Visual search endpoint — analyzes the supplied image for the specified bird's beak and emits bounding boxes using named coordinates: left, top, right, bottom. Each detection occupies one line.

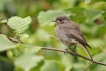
left=52, top=20, right=56, bottom=22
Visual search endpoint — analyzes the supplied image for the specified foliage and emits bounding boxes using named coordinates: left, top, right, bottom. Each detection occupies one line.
left=7, top=16, right=31, bottom=34
left=0, top=0, right=106, bottom=71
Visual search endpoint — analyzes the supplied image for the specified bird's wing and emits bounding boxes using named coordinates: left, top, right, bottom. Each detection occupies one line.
left=61, top=26, right=91, bottom=48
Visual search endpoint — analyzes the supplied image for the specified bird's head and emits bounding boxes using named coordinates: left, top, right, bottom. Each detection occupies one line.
left=52, top=15, right=70, bottom=24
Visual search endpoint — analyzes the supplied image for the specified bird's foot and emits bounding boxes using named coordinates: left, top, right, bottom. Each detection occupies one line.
left=64, top=48, right=69, bottom=55
left=64, top=48, right=76, bottom=55
left=71, top=51, right=76, bottom=55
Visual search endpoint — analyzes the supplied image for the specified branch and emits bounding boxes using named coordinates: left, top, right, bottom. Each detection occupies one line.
left=41, top=47, right=106, bottom=66
left=0, top=31, right=23, bottom=43
left=1, top=32, right=106, bottom=66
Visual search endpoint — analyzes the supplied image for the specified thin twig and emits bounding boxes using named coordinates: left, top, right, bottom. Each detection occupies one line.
left=99, top=45, right=106, bottom=54
left=0, top=31, right=23, bottom=43
left=7, top=24, right=14, bottom=34
left=83, top=62, right=93, bottom=71
left=8, top=37, right=20, bottom=43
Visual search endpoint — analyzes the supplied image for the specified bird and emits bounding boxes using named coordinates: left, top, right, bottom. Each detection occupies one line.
left=52, top=15, right=93, bottom=60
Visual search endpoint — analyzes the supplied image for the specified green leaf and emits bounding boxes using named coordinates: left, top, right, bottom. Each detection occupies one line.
left=67, top=7, right=86, bottom=22
left=84, top=10, right=102, bottom=21
left=15, top=53, right=44, bottom=71
left=38, top=10, right=70, bottom=26
left=20, top=34, right=29, bottom=40
left=7, top=16, right=32, bottom=34
left=0, top=34, right=19, bottom=52
left=85, top=0, right=91, bottom=4
left=70, top=15, right=86, bottom=23
left=41, top=60, right=60, bottom=71
left=11, top=48, right=20, bottom=57
left=69, top=7, right=85, bottom=15
left=23, top=44, right=41, bottom=54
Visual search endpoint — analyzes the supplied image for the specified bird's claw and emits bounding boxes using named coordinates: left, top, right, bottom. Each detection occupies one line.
left=71, top=51, right=76, bottom=55
left=64, top=48, right=69, bottom=55
left=64, top=48, right=75, bottom=55
left=64, top=48, right=76, bottom=55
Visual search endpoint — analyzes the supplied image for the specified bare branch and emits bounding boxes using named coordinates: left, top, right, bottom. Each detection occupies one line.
left=0, top=31, right=23, bottom=43
left=83, top=62, right=93, bottom=71
left=41, top=47, right=106, bottom=66
left=1, top=32, right=106, bottom=66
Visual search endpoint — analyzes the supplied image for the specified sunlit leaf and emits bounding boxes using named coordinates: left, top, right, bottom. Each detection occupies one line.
left=20, top=34, right=29, bottom=40
left=7, top=16, right=32, bottom=34
left=23, top=44, right=41, bottom=54
left=15, top=53, right=44, bottom=71
left=0, top=34, right=19, bottom=52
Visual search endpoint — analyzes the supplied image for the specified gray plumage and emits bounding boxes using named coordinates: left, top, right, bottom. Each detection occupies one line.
left=53, top=15, right=93, bottom=60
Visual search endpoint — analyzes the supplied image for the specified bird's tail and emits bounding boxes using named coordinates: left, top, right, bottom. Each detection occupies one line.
left=81, top=45, right=93, bottom=61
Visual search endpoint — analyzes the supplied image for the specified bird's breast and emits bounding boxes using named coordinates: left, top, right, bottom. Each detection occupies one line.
left=56, top=26, right=77, bottom=47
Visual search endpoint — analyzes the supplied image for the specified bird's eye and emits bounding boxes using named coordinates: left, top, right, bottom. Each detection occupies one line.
left=59, top=19, right=61, bottom=21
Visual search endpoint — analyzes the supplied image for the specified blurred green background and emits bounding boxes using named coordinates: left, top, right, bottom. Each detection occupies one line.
left=0, top=0, right=106, bottom=71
